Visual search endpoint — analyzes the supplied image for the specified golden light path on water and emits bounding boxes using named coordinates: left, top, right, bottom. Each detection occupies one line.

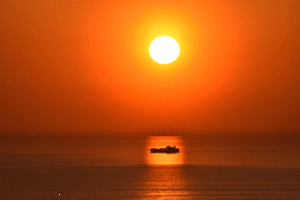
left=143, top=136, right=190, bottom=199
left=146, top=136, right=184, bottom=165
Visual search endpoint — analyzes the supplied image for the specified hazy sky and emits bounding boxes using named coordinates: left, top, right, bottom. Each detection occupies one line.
left=1, top=0, right=299, bottom=135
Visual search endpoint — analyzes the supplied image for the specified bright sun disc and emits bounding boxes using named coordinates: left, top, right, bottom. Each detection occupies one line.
left=149, top=36, right=180, bottom=64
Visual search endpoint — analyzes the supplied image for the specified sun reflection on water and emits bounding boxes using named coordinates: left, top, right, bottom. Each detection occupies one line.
left=146, top=136, right=184, bottom=165
left=142, top=136, right=188, bottom=199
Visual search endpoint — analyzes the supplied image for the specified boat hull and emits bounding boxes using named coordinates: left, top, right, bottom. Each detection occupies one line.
left=150, top=148, right=179, bottom=153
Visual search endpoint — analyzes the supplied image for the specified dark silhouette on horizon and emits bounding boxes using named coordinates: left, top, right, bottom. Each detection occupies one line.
left=150, top=145, right=179, bottom=153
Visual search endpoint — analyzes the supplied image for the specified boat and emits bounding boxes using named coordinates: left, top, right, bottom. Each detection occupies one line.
left=150, top=145, right=179, bottom=153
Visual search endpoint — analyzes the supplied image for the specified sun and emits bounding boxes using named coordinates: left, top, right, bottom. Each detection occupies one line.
left=149, top=36, right=180, bottom=64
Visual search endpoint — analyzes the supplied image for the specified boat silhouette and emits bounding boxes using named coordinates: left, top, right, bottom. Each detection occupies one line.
left=150, top=145, right=179, bottom=153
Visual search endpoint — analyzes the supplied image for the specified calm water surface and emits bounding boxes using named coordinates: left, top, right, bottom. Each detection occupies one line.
left=0, top=135, right=299, bottom=199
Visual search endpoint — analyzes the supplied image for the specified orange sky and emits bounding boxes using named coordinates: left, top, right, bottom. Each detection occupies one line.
left=1, top=0, right=299, bottom=135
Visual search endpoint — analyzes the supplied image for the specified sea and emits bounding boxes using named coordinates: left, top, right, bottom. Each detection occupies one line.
left=0, top=134, right=299, bottom=200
